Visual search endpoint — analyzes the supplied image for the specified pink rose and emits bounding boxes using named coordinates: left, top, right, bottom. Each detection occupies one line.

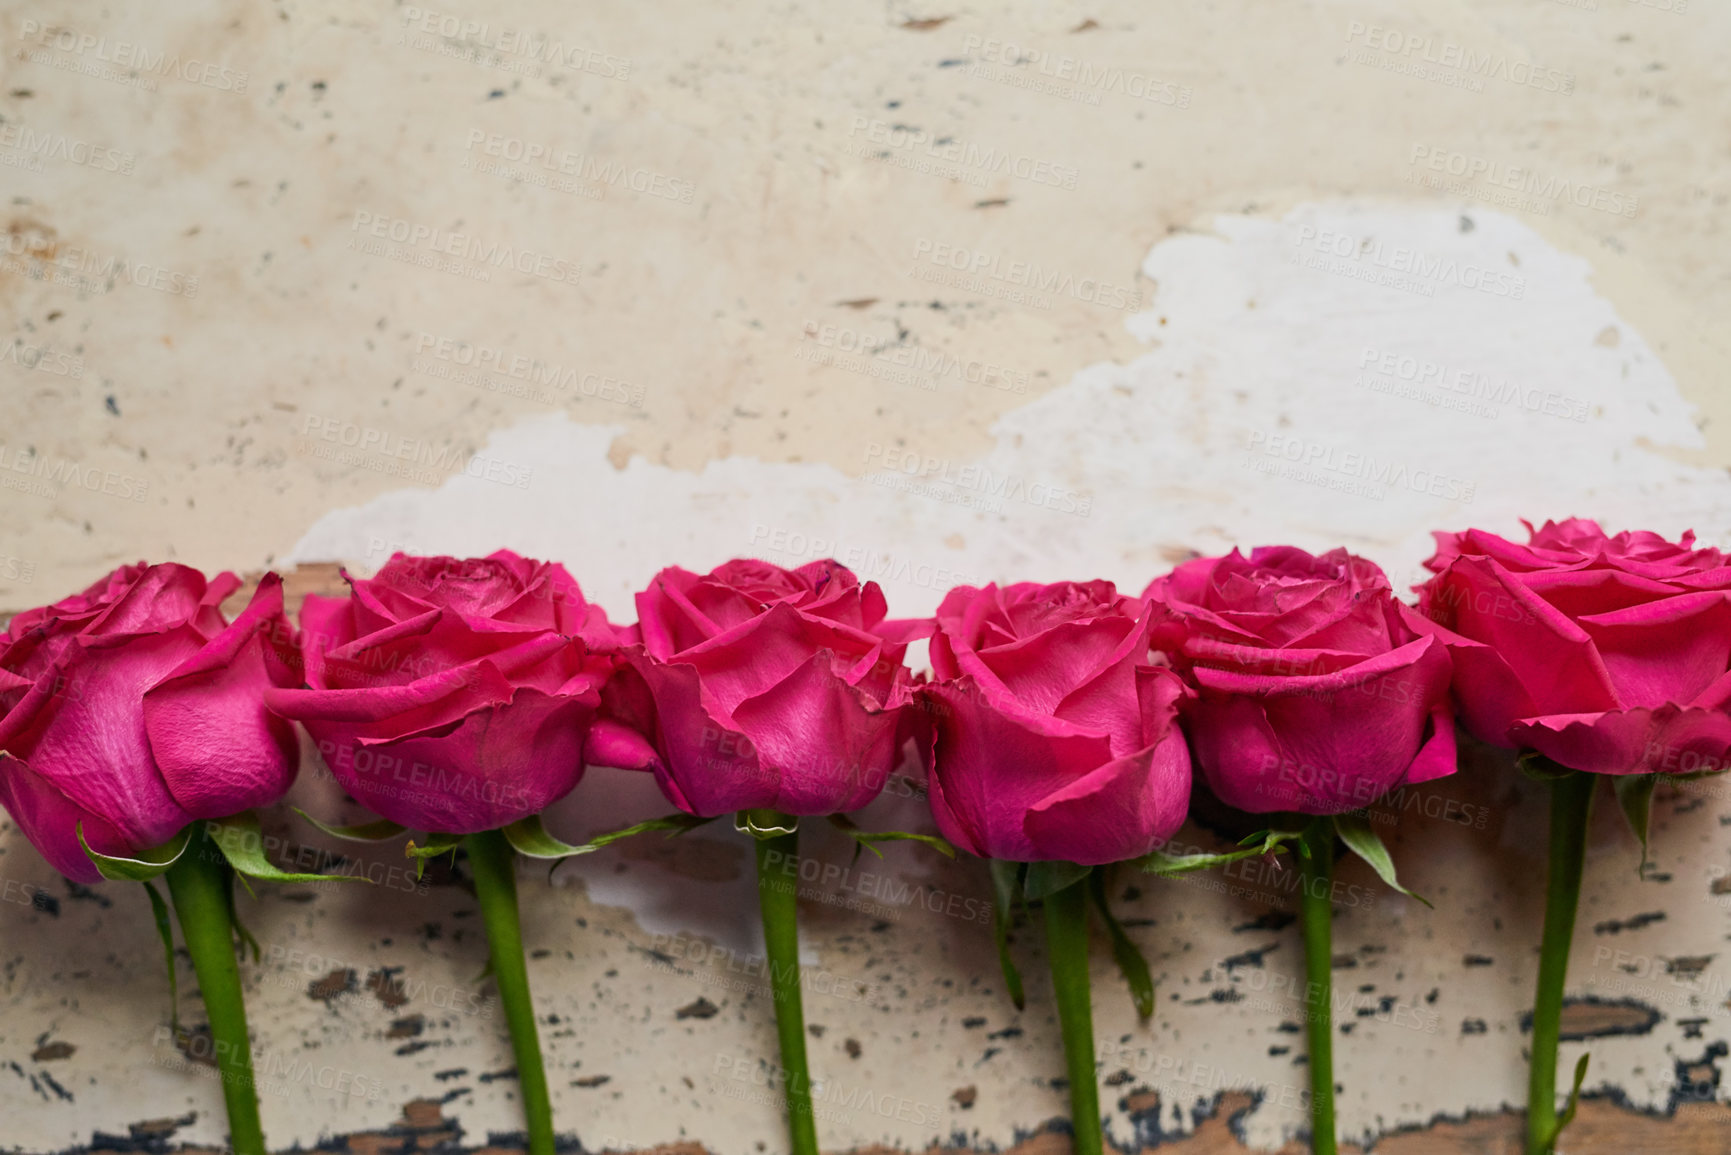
left=1414, top=519, right=1731, bottom=775
left=915, top=581, right=1191, bottom=866
left=0, top=565, right=301, bottom=883
left=263, top=551, right=616, bottom=833
left=1146, top=546, right=1455, bottom=815
left=587, top=559, right=917, bottom=817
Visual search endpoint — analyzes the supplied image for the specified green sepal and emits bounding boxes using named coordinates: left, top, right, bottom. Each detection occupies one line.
left=142, top=880, right=179, bottom=1032
left=78, top=823, right=191, bottom=882
left=405, top=832, right=465, bottom=879
left=1333, top=813, right=1431, bottom=907
left=501, top=814, right=588, bottom=859
left=1518, top=751, right=1582, bottom=783
left=293, top=808, right=408, bottom=842
left=1613, top=774, right=1658, bottom=874
left=1136, top=827, right=1303, bottom=876
left=207, top=812, right=369, bottom=884
left=1553, top=1051, right=1591, bottom=1144
left=987, top=859, right=1026, bottom=1011
left=505, top=812, right=718, bottom=862
left=1023, top=859, right=1091, bottom=902
left=1088, top=869, right=1153, bottom=1019
left=226, top=874, right=261, bottom=963
left=827, top=813, right=956, bottom=862
left=735, top=808, right=798, bottom=839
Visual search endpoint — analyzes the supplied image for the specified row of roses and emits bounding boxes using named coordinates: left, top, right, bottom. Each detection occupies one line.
left=2, top=518, right=1723, bottom=1155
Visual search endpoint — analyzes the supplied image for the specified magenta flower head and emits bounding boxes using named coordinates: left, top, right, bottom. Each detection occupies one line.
left=1413, top=518, right=1731, bottom=775
left=264, top=550, right=616, bottom=834
left=1146, top=545, right=1456, bottom=815
left=0, top=564, right=301, bottom=883
left=915, top=580, right=1192, bottom=866
left=587, top=558, right=919, bottom=817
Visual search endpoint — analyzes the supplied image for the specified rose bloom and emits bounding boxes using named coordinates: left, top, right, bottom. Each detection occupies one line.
left=915, top=580, right=1191, bottom=866
left=1146, top=546, right=1455, bottom=815
left=1414, top=518, right=1731, bottom=775
left=587, top=559, right=918, bottom=817
left=0, top=565, right=301, bottom=882
left=264, top=551, right=616, bottom=833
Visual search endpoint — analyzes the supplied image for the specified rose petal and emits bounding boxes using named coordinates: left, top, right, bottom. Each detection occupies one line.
left=920, top=678, right=1114, bottom=862
left=145, top=574, right=302, bottom=819
left=1023, top=732, right=1191, bottom=865
left=637, top=567, right=722, bottom=660
left=333, top=686, right=592, bottom=832
left=1511, top=703, right=1731, bottom=777
left=585, top=717, right=662, bottom=773
left=729, top=650, right=904, bottom=815
left=974, top=614, right=1140, bottom=718
left=1576, top=591, right=1731, bottom=709
left=1189, top=636, right=1453, bottom=814
left=617, top=651, right=762, bottom=816
left=1426, top=557, right=1619, bottom=717
left=6, top=629, right=201, bottom=847
left=82, top=563, right=210, bottom=640
left=678, top=602, right=881, bottom=717
left=0, top=753, right=138, bottom=884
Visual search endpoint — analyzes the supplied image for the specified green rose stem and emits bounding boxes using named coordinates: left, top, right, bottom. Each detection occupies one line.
left=465, top=828, right=555, bottom=1155
left=1042, top=876, right=1102, bottom=1155
left=1296, top=818, right=1336, bottom=1155
left=1526, top=771, right=1595, bottom=1155
left=163, top=823, right=265, bottom=1155
left=754, top=827, right=820, bottom=1155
